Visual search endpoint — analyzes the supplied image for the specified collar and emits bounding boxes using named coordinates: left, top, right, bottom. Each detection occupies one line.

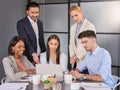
left=27, top=16, right=37, bottom=23
left=91, top=46, right=100, bottom=55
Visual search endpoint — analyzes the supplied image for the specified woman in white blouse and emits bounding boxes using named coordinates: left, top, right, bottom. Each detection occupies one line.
left=40, top=35, right=68, bottom=72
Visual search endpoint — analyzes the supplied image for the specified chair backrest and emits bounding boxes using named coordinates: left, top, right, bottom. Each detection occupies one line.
left=112, top=75, right=120, bottom=90
left=1, top=77, right=6, bottom=84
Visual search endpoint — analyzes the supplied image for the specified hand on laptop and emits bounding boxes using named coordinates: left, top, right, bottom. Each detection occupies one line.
left=32, top=53, right=40, bottom=64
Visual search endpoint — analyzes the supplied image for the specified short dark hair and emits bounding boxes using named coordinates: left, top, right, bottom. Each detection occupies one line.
left=26, top=2, right=39, bottom=10
left=8, top=36, right=24, bottom=55
left=78, top=30, right=96, bottom=39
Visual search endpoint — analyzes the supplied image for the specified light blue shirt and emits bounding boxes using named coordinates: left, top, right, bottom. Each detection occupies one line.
left=77, top=46, right=114, bottom=88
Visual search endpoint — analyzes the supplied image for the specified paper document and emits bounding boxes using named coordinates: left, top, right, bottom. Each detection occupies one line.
left=83, top=87, right=111, bottom=90
left=79, top=82, right=108, bottom=88
left=0, top=83, right=29, bottom=90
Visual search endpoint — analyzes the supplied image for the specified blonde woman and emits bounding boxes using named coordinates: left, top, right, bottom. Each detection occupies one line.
left=69, top=5, right=96, bottom=68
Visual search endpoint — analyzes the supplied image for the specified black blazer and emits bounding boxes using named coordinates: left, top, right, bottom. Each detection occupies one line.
left=17, top=16, right=46, bottom=62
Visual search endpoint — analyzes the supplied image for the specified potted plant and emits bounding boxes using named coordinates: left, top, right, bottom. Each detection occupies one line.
left=44, top=79, right=51, bottom=89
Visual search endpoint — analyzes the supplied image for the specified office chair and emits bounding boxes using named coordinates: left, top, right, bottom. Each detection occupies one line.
left=1, top=77, right=6, bottom=84
left=112, top=75, right=120, bottom=90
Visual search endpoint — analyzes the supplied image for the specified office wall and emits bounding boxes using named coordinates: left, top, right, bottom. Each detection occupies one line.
left=0, top=0, right=26, bottom=83
left=40, top=4, right=68, bottom=55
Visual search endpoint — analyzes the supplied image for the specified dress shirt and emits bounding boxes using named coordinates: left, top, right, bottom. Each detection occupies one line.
left=27, top=16, right=41, bottom=55
left=40, top=52, right=68, bottom=72
left=77, top=46, right=114, bottom=88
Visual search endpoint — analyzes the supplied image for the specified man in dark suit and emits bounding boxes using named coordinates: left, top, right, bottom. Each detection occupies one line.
left=17, top=2, right=46, bottom=64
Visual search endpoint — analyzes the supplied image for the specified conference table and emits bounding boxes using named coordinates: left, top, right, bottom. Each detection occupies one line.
left=26, top=81, right=69, bottom=90
left=0, top=78, right=111, bottom=90
left=25, top=80, right=111, bottom=90
left=0, top=80, right=111, bottom=90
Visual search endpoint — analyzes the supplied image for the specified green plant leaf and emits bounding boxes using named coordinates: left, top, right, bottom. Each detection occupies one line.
left=44, top=80, right=50, bottom=84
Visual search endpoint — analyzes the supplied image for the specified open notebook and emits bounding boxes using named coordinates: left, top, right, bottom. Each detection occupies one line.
left=36, top=64, right=63, bottom=81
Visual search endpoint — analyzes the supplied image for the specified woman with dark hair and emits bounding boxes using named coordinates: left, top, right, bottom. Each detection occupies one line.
left=2, top=36, right=35, bottom=82
left=40, top=35, right=68, bottom=72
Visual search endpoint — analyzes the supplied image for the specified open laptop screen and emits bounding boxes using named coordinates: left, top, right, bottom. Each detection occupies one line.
left=36, top=64, right=63, bottom=81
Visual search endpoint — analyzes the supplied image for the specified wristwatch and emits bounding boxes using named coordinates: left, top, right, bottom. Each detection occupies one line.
left=79, top=74, right=87, bottom=80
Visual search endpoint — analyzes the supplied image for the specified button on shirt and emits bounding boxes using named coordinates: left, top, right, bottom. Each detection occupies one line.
left=77, top=46, right=114, bottom=88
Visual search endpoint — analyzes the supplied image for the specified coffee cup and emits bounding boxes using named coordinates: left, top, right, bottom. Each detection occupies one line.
left=29, top=75, right=41, bottom=84
left=70, top=83, right=80, bottom=90
left=64, top=74, right=72, bottom=84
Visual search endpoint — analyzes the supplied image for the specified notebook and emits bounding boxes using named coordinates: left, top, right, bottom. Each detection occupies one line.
left=36, top=64, right=63, bottom=81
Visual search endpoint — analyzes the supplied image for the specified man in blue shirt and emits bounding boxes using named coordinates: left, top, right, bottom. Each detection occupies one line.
left=70, top=30, right=114, bottom=88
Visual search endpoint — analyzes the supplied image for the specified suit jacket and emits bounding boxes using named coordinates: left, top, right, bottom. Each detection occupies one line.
left=69, top=18, right=96, bottom=65
left=2, top=55, right=35, bottom=82
left=17, top=16, right=46, bottom=62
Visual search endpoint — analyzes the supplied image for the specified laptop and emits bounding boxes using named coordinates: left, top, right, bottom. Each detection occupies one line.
left=36, top=64, right=63, bottom=81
